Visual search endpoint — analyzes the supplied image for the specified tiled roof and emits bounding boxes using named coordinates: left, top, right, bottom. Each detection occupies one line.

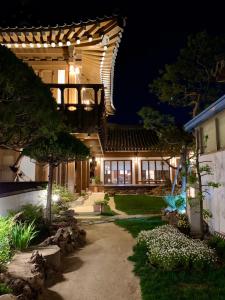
left=105, top=124, right=159, bottom=151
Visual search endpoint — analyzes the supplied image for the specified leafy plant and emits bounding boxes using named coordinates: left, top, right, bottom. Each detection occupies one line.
left=52, top=184, right=75, bottom=203
left=0, top=217, right=13, bottom=270
left=94, top=176, right=101, bottom=184
left=11, top=221, right=38, bottom=251
left=208, top=235, right=225, bottom=259
left=0, top=283, right=12, bottom=295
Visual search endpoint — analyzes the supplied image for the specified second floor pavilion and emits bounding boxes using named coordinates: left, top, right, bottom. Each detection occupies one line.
left=0, top=15, right=125, bottom=120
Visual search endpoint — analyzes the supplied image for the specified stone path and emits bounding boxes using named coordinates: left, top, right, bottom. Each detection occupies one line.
left=71, top=192, right=105, bottom=214
left=42, top=223, right=141, bottom=300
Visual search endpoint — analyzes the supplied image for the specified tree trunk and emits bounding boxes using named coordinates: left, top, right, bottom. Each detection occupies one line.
left=192, top=95, right=201, bottom=117
left=10, top=153, right=23, bottom=181
left=46, top=163, right=54, bottom=223
left=196, top=140, right=204, bottom=239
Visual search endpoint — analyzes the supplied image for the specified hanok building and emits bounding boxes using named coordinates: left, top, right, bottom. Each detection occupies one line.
left=0, top=16, right=177, bottom=193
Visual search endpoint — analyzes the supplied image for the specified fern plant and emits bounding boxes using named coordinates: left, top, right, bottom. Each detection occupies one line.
left=11, top=222, right=38, bottom=251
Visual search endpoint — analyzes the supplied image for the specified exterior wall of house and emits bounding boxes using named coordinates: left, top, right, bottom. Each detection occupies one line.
left=99, top=153, right=176, bottom=185
left=187, top=109, right=225, bottom=235
left=0, top=148, right=19, bottom=181
left=199, top=151, right=225, bottom=234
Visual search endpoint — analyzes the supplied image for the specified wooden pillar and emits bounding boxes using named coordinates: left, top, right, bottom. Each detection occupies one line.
left=135, top=160, right=139, bottom=184
left=60, top=162, right=67, bottom=186
left=67, top=161, right=75, bottom=193
left=82, top=161, right=87, bottom=191
left=76, top=161, right=82, bottom=193
left=86, top=160, right=90, bottom=188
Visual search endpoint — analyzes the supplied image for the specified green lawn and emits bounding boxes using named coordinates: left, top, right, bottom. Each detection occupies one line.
left=114, top=195, right=165, bottom=215
left=116, top=217, right=225, bottom=300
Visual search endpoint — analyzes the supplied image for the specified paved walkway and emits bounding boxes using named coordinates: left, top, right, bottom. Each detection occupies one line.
left=42, top=223, right=141, bottom=300
left=71, top=192, right=105, bottom=214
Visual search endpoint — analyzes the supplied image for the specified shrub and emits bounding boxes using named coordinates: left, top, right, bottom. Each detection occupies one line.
left=11, top=221, right=38, bottom=251
left=208, top=235, right=225, bottom=259
left=0, top=283, right=12, bottom=295
left=137, top=225, right=216, bottom=270
left=104, top=193, right=110, bottom=202
left=52, top=184, right=74, bottom=203
left=0, top=217, right=13, bottom=270
left=8, top=204, right=47, bottom=245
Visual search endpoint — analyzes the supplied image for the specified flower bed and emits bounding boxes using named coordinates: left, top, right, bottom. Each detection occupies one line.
left=137, top=225, right=216, bottom=270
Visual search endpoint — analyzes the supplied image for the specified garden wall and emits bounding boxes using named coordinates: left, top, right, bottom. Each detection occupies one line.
left=0, top=183, right=47, bottom=216
left=200, top=150, right=225, bottom=234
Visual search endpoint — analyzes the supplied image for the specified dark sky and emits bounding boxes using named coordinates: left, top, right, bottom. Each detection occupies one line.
left=1, top=0, right=225, bottom=125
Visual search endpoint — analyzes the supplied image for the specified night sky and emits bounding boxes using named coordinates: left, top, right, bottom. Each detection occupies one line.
left=1, top=0, right=225, bottom=125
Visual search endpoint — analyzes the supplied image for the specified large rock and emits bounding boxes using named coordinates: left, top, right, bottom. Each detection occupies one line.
left=0, top=295, right=17, bottom=300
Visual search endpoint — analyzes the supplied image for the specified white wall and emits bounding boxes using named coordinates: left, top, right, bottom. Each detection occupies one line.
left=20, top=156, right=36, bottom=181
left=200, top=150, right=225, bottom=234
left=0, top=189, right=47, bottom=217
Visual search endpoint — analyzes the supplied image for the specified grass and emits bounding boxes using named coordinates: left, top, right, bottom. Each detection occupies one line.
left=114, top=195, right=165, bottom=215
left=116, top=217, right=225, bottom=300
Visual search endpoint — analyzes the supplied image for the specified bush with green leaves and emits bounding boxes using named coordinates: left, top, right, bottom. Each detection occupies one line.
left=11, top=221, right=38, bottom=251
left=208, top=235, right=225, bottom=259
left=52, top=184, right=75, bottom=203
left=0, top=283, right=12, bottom=295
left=0, top=217, right=13, bottom=270
left=137, top=225, right=216, bottom=270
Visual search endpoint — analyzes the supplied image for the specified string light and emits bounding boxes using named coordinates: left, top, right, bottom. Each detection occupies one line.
left=51, top=42, right=56, bottom=47
left=37, top=43, right=41, bottom=48
left=58, top=41, right=63, bottom=47
left=66, top=41, right=71, bottom=46
left=22, top=43, right=26, bottom=48
left=103, top=45, right=108, bottom=50
left=88, top=36, right=93, bottom=42
left=43, top=43, right=48, bottom=48
left=7, top=44, right=11, bottom=48
left=76, top=38, right=81, bottom=45
left=30, top=43, right=34, bottom=48
left=15, top=43, right=19, bottom=48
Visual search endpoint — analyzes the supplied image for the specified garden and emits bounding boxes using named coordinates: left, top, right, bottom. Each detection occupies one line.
left=116, top=217, right=225, bottom=299
left=0, top=184, right=86, bottom=299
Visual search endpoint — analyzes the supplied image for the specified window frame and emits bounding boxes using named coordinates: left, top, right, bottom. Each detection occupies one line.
left=103, top=160, right=132, bottom=185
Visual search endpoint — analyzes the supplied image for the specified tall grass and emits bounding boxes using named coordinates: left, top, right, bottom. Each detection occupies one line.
left=11, top=221, right=38, bottom=251
left=0, top=217, right=13, bottom=270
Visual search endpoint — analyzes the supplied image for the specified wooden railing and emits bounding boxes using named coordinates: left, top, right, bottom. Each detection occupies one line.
left=47, top=83, right=106, bottom=132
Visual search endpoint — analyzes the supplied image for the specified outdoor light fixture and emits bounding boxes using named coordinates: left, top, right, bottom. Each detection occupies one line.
left=15, top=43, right=19, bottom=48
left=58, top=41, right=63, bottom=47
left=88, top=36, right=93, bottom=42
left=68, top=106, right=77, bottom=111
left=22, top=43, right=26, bottom=48
left=66, top=41, right=71, bottom=46
left=43, top=43, right=48, bottom=48
left=76, top=38, right=81, bottom=44
left=51, top=42, right=56, bottom=47
left=37, top=43, right=41, bottom=48
left=29, top=43, right=34, bottom=48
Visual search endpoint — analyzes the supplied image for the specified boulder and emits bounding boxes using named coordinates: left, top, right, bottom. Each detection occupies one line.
left=0, top=295, right=17, bottom=300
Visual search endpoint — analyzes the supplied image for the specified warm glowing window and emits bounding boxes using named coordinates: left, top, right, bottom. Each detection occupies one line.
left=57, top=70, right=65, bottom=104
left=104, top=160, right=132, bottom=184
left=141, top=160, right=170, bottom=183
